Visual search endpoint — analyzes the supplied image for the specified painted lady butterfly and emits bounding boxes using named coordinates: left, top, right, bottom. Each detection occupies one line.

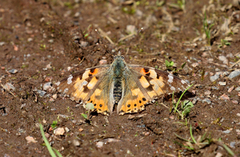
left=56, top=54, right=189, bottom=115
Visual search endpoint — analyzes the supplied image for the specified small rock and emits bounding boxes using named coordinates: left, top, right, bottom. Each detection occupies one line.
left=210, top=73, right=220, bottom=82
left=96, top=141, right=104, bottom=148
left=74, top=12, right=80, bottom=17
left=222, top=129, right=231, bottom=134
left=202, top=98, right=211, bottom=104
left=215, top=152, right=223, bottom=157
left=211, top=86, right=219, bottom=90
left=235, top=86, right=240, bottom=91
left=228, top=70, right=240, bottom=79
left=48, top=39, right=54, bottom=43
left=43, top=63, right=52, bottom=71
left=204, top=90, right=211, bottom=96
left=52, top=94, right=57, bottom=99
left=230, top=141, right=235, bottom=148
left=25, top=136, right=37, bottom=143
left=218, top=55, right=228, bottom=64
left=185, top=48, right=193, bottom=52
left=65, top=127, right=70, bottom=132
left=191, top=63, right=199, bottom=67
left=99, top=59, right=107, bottom=65
left=37, top=90, right=46, bottom=97
left=73, top=139, right=81, bottom=147
left=232, top=100, right=238, bottom=104
left=219, top=94, right=230, bottom=100
left=43, top=82, right=52, bottom=91
left=126, top=25, right=136, bottom=34
left=228, top=86, right=234, bottom=92
left=237, top=113, right=240, bottom=117
left=80, top=41, right=88, bottom=47
left=8, top=69, right=18, bottom=74
left=0, top=42, right=5, bottom=46
left=218, top=82, right=226, bottom=86
left=28, top=38, right=33, bottom=42
left=2, top=83, right=15, bottom=91
left=54, top=127, right=65, bottom=136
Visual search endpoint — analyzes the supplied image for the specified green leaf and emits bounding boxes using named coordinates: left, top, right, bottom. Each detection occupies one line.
left=81, top=113, right=88, bottom=119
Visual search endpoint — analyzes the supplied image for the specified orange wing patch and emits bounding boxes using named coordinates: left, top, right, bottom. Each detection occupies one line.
left=87, top=89, right=109, bottom=114
left=118, top=88, right=148, bottom=115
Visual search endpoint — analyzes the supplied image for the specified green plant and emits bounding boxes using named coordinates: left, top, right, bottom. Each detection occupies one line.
left=203, top=12, right=214, bottom=45
left=175, top=126, right=236, bottom=156
left=51, top=120, right=58, bottom=130
left=172, top=84, right=193, bottom=119
left=39, top=123, right=63, bottom=157
left=168, top=0, right=185, bottom=12
left=165, top=60, right=186, bottom=72
left=81, top=103, right=94, bottom=120
left=218, top=39, right=231, bottom=48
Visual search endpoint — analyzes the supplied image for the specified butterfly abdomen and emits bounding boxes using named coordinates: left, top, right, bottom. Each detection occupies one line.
left=113, top=78, right=122, bottom=104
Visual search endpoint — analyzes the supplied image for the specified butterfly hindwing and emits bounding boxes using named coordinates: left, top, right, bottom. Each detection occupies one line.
left=56, top=65, right=114, bottom=114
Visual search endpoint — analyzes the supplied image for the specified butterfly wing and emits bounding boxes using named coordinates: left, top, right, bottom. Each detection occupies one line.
left=56, top=65, right=115, bottom=115
left=117, top=65, right=189, bottom=115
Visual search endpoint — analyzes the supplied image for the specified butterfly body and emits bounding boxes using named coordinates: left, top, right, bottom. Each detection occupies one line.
left=57, top=55, right=189, bottom=115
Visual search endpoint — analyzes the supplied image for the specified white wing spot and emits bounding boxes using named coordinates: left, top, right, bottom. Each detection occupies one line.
left=168, top=74, right=174, bottom=83
left=82, top=80, right=88, bottom=86
left=67, top=75, right=73, bottom=84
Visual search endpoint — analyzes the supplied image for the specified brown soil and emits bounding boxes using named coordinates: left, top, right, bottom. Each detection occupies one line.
left=1, top=0, right=240, bottom=156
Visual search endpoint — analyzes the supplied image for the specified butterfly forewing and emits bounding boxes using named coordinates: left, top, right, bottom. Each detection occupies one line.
left=116, top=65, right=190, bottom=115
left=56, top=66, right=113, bottom=114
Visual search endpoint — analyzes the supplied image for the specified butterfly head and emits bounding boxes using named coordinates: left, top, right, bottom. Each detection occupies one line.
left=112, top=54, right=127, bottom=77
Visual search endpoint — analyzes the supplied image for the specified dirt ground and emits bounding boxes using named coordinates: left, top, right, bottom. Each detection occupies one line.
left=1, top=0, right=240, bottom=156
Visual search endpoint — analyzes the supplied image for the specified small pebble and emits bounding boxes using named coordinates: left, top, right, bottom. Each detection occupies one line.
left=228, top=70, right=240, bottom=79
left=204, top=90, right=211, bottom=96
left=215, top=152, right=223, bottom=157
left=235, top=86, right=240, bottom=91
left=218, top=82, right=226, bottom=86
left=222, top=130, right=231, bottom=134
left=232, top=100, right=238, bottom=104
left=229, top=141, right=235, bottom=148
left=80, top=41, right=88, bottom=47
left=0, top=42, right=5, bottom=46
left=202, top=98, right=211, bottom=104
left=219, top=94, right=230, bottom=100
left=228, top=86, right=234, bottom=92
left=37, top=90, right=46, bottom=97
left=210, top=73, right=220, bottom=82
left=126, top=25, right=136, bottom=34
left=54, top=127, right=65, bottom=135
left=65, top=127, right=70, bottom=132
left=28, top=38, right=33, bottom=42
left=8, top=69, right=18, bottom=74
left=3, top=83, right=15, bottom=91
left=52, top=94, right=57, bottom=99
left=96, top=141, right=104, bottom=148
left=43, top=82, right=52, bottom=91
left=73, top=139, right=81, bottom=147
left=218, top=55, right=228, bottom=64
left=25, top=136, right=37, bottom=143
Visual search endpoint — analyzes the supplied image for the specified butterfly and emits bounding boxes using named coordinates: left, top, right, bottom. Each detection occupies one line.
left=56, top=54, right=189, bottom=115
